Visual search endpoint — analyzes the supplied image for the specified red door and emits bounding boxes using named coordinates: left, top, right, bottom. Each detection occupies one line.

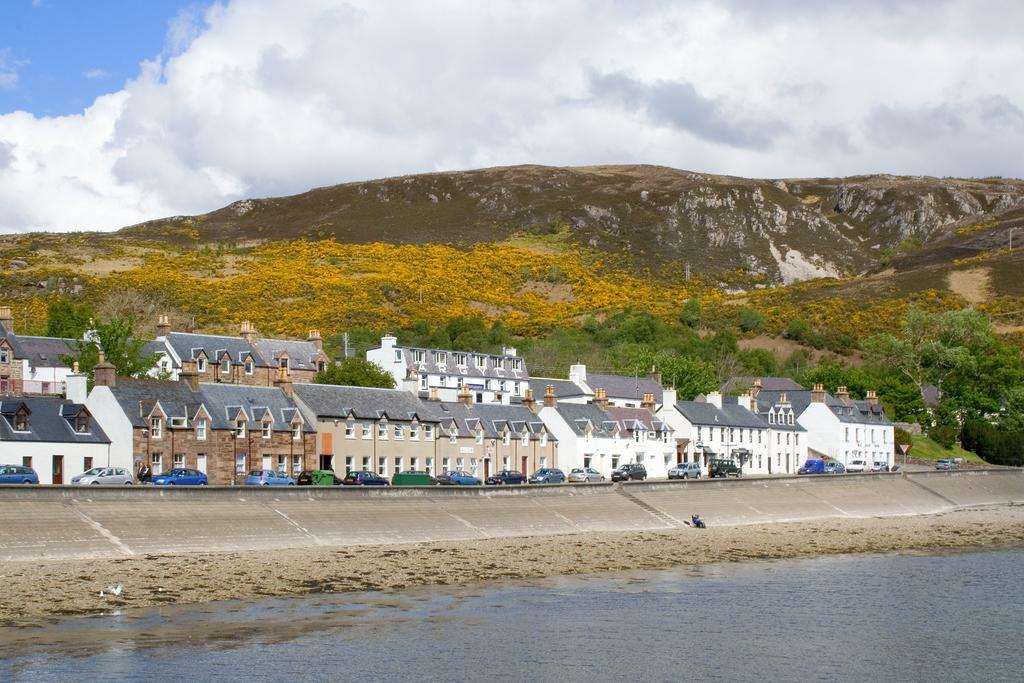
left=521, top=456, right=528, bottom=475
left=52, top=455, right=64, bottom=485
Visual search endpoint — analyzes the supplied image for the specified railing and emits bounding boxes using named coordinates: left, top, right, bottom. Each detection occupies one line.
left=0, top=379, right=67, bottom=396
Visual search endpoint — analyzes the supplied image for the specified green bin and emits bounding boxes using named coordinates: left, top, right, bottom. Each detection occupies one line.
left=312, top=470, right=340, bottom=486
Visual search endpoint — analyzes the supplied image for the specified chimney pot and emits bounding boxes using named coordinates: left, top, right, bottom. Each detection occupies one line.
left=543, top=384, right=557, bottom=408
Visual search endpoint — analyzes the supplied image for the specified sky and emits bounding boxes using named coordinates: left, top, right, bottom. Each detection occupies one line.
left=0, top=0, right=1022, bottom=233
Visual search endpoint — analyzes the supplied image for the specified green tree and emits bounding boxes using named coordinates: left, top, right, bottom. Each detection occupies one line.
left=783, top=318, right=810, bottom=341
left=60, top=316, right=160, bottom=380
left=736, top=307, right=765, bottom=333
left=314, top=358, right=395, bottom=389
left=679, top=298, right=702, bottom=328
left=45, top=298, right=94, bottom=339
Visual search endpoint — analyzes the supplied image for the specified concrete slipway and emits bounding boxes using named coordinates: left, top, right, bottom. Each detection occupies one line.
left=0, top=470, right=1020, bottom=562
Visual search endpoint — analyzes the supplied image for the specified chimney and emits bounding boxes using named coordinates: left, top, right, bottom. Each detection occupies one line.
left=521, top=387, right=537, bottom=413
left=739, top=392, right=755, bottom=413
left=543, top=384, right=557, bottom=408
left=866, top=390, right=878, bottom=407
left=811, top=383, right=826, bottom=403
left=0, top=305, right=12, bottom=332
left=65, top=361, right=88, bottom=404
left=307, top=329, right=323, bottom=351
left=429, top=386, right=440, bottom=401
left=93, top=350, right=116, bottom=388
left=592, top=387, right=609, bottom=410
left=750, top=378, right=762, bottom=400
left=836, top=385, right=850, bottom=403
left=274, top=365, right=293, bottom=398
left=648, top=365, right=662, bottom=387
left=706, top=391, right=722, bottom=409
left=640, top=392, right=656, bottom=411
left=779, top=392, right=789, bottom=405
left=457, top=383, right=473, bottom=406
left=569, top=363, right=587, bottom=384
left=502, top=346, right=517, bottom=357
left=181, top=358, right=200, bottom=393
left=156, top=314, right=171, bottom=338
left=661, top=388, right=677, bottom=409
left=240, top=320, right=257, bottom=345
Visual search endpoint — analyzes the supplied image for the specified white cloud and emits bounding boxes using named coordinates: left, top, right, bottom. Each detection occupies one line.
left=0, top=0, right=1023, bottom=232
left=0, top=49, right=27, bottom=89
left=82, top=68, right=109, bottom=80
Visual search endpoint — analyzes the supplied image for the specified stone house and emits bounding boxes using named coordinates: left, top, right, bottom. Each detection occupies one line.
left=149, top=317, right=330, bottom=387
left=0, top=306, right=77, bottom=397
left=87, top=356, right=316, bottom=485
left=292, top=382, right=441, bottom=477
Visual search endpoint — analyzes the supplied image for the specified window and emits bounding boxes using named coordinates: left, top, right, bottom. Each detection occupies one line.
left=221, top=358, right=230, bottom=374
left=662, top=431, right=669, bottom=444
left=410, top=457, right=418, bottom=470
left=277, top=455, right=287, bottom=472
left=499, top=380, right=507, bottom=392
left=475, top=430, right=483, bottom=445
left=173, top=453, right=184, bottom=467
left=425, top=457, right=433, bottom=474
left=539, top=456, right=547, bottom=468
left=697, top=426, right=702, bottom=442
left=262, top=422, right=272, bottom=439
left=361, top=423, right=371, bottom=439
left=150, top=417, right=162, bottom=439
left=236, top=420, right=246, bottom=438
left=245, top=359, right=254, bottom=375
left=449, top=431, right=457, bottom=444
left=362, top=456, right=371, bottom=471
left=394, top=457, right=402, bottom=473
left=413, top=350, right=425, bottom=364
left=394, top=349, right=402, bottom=362
left=75, top=415, right=90, bottom=433
left=420, top=374, right=428, bottom=390
left=648, top=431, right=656, bottom=441
left=345, top=456, right=354, bottom=473
left=151, top=453, right=162, bottom=474
left=410, top=423, right=419, bottom=440
left=788, top=413, right=794, bottom=426
left=345, top=421, right=354, bottom=438
left=502, top=456, right=510, bottom=469
left=197, top=357, right=206, bottom=372
left=456, top=457, right=464, bottom=469
left=540, top=433, right=547, bottom=447
left=514, top=382, right=521, bottom=396
left=786, top=433, right=790, bottom=445
left=469, top=458, right=478, bottom=474
left=22, top=456, right=31, bottom=468
left=424, top=424, right=434, bottom=440
left=83, top=456, right=93, bottom=471
left=0, top=348, right=8, bottom=363
left=611, top=456, right=619, bottom=470
left=316, top=360, right=326, bottom=373
left=279, top=357, right=289, bottom=370
left=292, top=423, right=302, bottom=440
left=434, top=351, right=446, bottom=364
left=196, top=418, right=207, bottom=440
left=795, top=434, right=799, bottom=445
left=768, top=412, right=775, bottom=424
left=378, top=422, right=387, bottom=439
left=633, top=431, right=641, bottom=443
left=442, top=457, right=450, bottom=472
left=235, top=453, right=245, bottom=474
left=378, top=457, right=386, bottom=476
left=394, top=424, right=403, bottom=440
left=503, top=431, right=511, bottom=446
left=292, top=455, right=301, bottom=474
left=521, top=433, right=529, bottom=446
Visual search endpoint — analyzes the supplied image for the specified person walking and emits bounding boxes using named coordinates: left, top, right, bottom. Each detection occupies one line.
left=137, top=464, right=151, bottom=484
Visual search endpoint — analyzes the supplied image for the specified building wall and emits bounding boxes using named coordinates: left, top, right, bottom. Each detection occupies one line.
left=9, top=440, right=114, bottom=485
left=86, top=385, right=135, bottom=469
left=314, top=419, right=439, bottom=477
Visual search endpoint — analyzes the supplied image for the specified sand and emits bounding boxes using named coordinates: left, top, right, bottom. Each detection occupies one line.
left=1, top=504, right=1022, bottom=627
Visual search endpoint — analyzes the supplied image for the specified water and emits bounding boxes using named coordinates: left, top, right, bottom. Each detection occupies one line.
left=2, top=550, right=1022, bottom=682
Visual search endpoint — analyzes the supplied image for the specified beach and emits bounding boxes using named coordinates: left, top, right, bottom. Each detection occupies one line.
left=2, top=503, right=1022, bottom=626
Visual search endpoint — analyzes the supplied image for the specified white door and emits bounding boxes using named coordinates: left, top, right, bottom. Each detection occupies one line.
left=196, top=454, right=207, bottom=473
left=262, top=455, right=272, bottom=470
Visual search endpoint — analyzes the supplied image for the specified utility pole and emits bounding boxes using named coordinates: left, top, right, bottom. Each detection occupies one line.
left=685, top=263, right=690, bottom=281
left=1010, top=227, right=1017, bottom=251
left=343, top=332, right=350, bottom=358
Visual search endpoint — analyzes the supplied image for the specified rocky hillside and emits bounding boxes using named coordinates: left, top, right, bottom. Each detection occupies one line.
left=121, top=165, right=1024, bottom=285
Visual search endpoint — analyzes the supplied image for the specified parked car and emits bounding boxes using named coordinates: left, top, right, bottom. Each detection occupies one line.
left=0, top=464, right=38, bottom=484
left=568, top=467, right=605, bottom=483
left=485, top=470, right=527, bottom=485
left=392, top=470, right=438, bottom=486
left=847, top=459, right=868, bottom=473
left=70, top=467, right=134, bottom=485
left=824, top=461, right=847, bottom=475
left=528, top=468, right=566, bottom=484
left=342, top=471, right=390, bottom=486
left=297, top=470, right=342, bottom=485
left=435, top=470, right=481, bottom=486
left=708, top=459, right=742, bottom=478
left=871, top=461, right=889, bottom=472
left=151, top=468, right=208, bottom=486
left=935, top=459, right=960, bottom=471
left=244, top=469, right=297, bottom=486
left=611, top=463, right=647, bottom=482
left=667, top=462, right=702, bottom=480
left=798, top=459, right=825, bottom=475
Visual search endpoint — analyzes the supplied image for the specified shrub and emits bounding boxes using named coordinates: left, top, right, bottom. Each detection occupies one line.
left=737, top=307, right=765, bottom=333
left=783, top=318, right=810, bottom=341
left=928, top=424, right=958, bottom=449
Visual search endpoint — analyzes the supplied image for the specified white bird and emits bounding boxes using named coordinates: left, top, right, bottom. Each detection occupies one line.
left=102, top=584, right=124, bottom=597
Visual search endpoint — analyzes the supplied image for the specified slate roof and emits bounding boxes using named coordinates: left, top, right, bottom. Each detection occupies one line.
left=108, top=379, right=313, bottom=432
left=4, top=334, right=76, bottom=369
left=0, top=396, right=109, bottom=444
left=604, top=406, right=671, bottom=433
left=252, top=339, right=324, bottom=372
left=163, top=332, right=262, bottom=370
left=393, top=346, right=529, bottom=382
left=719, top=400, right=773, bottom=430
left=584, top=373, right=663, bottom=403
left=755, top=389, right=891, bottom=426
left=527, top=377, right=588, bottom=400
left=420, top=401, right=553, bottom=440
left=294, top=383, right=436, bottom=422
left=548, top=402, right=619, bottom=438
left=720, top=376, right=804, bottom=394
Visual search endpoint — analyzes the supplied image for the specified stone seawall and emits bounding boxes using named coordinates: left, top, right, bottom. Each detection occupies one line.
left=1, top=470, right=1020, bottom=562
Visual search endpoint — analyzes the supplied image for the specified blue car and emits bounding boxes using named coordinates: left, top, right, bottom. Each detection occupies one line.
left=436, top=470, right=481, bottom=486
left=798, top=459, right=825, bottom=475
left=244, top=469, right=297, bottom=486
left=528, top=468, right=566, bottom=484
left=151, top=468, right=208, bottom=486
left=0, top=464, right=38, bottom=484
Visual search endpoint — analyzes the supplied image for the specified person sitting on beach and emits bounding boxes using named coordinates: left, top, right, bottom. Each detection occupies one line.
left=691, top=514, right=706, bottom=529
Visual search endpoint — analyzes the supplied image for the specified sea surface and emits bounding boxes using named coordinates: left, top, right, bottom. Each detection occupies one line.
left=2, top=549, right=1021, bottom=682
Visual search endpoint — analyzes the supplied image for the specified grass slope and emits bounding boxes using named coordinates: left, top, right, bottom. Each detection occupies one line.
left=909, top=435, right=984, bottom=463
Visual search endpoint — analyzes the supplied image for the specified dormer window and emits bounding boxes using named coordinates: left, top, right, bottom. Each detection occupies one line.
left=13, top=410, right=29, bottom=432
left=634, top=431, right=641, bottom=443
left=197, top=357, right=207, bottom=372
left=235, top=420, right=246, bottom=438
left=511, top=358, right=522, bottom=371
left=262, top=422, right=272, bottom=439
left=521, top=432, right=529, bottom=446
left=434, top=351, right=446, bottom=364
left=195, top=418, right=207, bottom=440
left=503, top=431, right=511, bottom=446
left=75, top=414, right=90, bottom=433
left=454, top=353, right=466, bottom=366
left=316, top=360, right=326, bottom=373
left=150, top=416, right=162, bottom=439
left=394, top=349, right=402, bottom=362
left=788, top=413, right=794, bottom=425
left=540, top=432, right=548, bottom=447
left=221, top=358, right=230, bottom=374
left=245, top=359, right=254, bottom=375
left=410, top=423, right=419, bottom=440
left=449, top=431, right=457, bottom=444
left=0, top=348, right=8, bottom=363
left=279, top=357, right=289, bottom=370
left=292, top=423, right=302, bottom=440
left=475, top=429, right=484, bottom=445
left=413, top=350, right=425, bottom=364
left=378, top=421, right=387, bottom=439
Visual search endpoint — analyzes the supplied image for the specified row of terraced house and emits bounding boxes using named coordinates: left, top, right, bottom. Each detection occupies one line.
left=0, top=309, right=893, bottom=484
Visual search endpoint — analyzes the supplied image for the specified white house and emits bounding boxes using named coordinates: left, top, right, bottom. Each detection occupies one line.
left=537, top=389, right=631, bottom=478
left=605, top=401, right=676, bottom=477
left=0, top=369, right=115, bottom=484
left=368, top=335, right=528, bottom=405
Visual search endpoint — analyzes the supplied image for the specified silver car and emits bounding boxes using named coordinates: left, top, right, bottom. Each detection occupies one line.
left=568, top=467, right=605, bottom=483
left=70, top=467, right=135, bottom=486
left=668, top=462, right=702, bottom=479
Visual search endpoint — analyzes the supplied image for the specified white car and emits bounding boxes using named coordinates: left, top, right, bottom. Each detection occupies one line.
left=70, top=467, right=135, bottom=485
left=846, top=459, right=868, bottom=473
left=668, top=462, right=703, bottom=479
left=568, top=467, right=605, bottom=482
